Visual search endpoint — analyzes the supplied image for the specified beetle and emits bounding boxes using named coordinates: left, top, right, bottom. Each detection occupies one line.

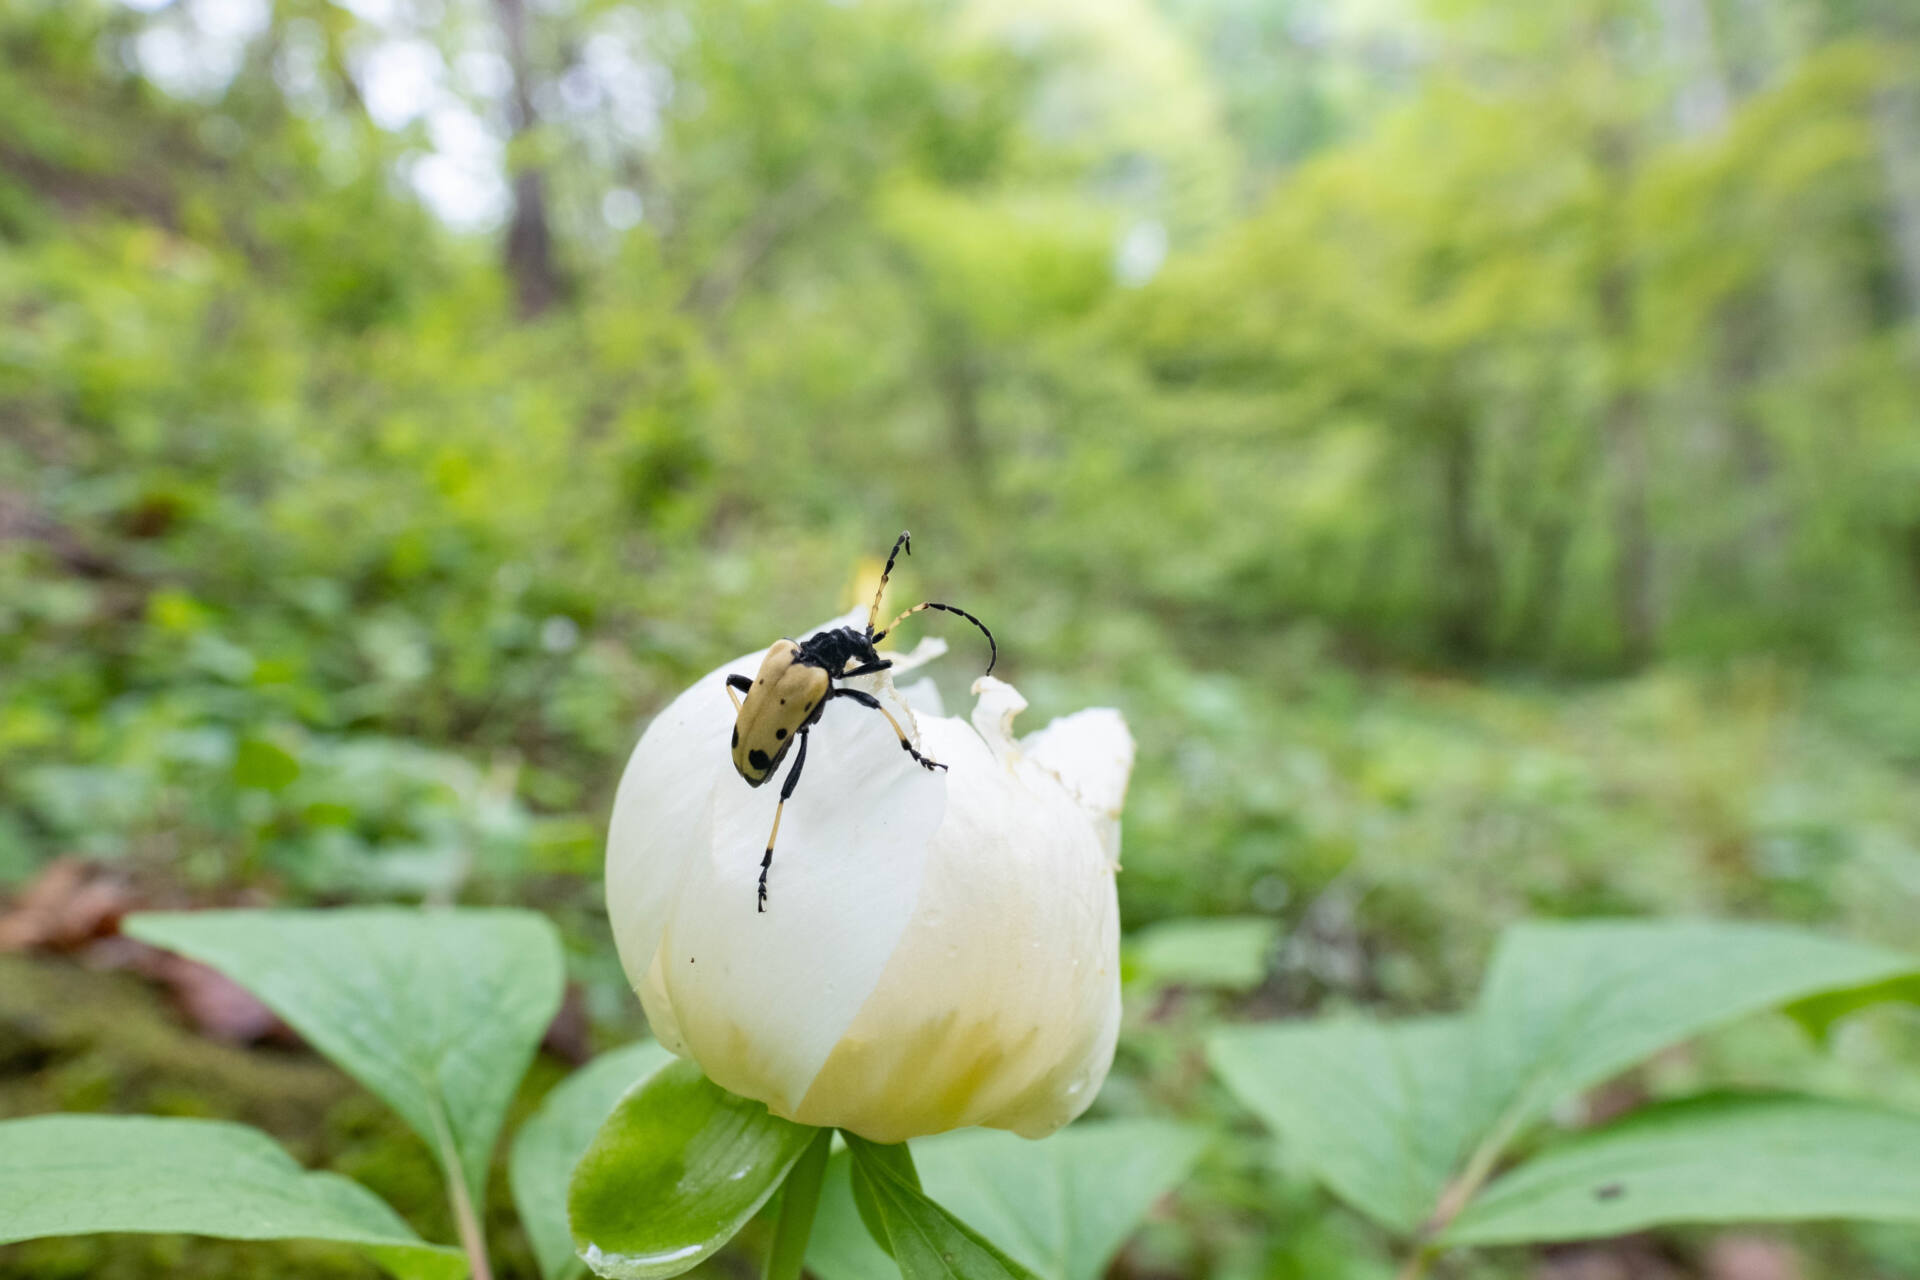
left=726, top=531, right=995, bottom=911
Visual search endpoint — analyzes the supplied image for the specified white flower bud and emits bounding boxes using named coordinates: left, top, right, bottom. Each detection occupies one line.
left=605, top=611, right=1130, bottom=1143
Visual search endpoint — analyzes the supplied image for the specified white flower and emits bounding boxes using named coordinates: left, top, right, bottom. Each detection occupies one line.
left=605, top=610, right=1131, bottom=1143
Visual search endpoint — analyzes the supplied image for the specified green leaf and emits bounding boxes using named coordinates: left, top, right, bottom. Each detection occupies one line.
left=1208, top=920, right=1920, bottom=1236
left=1446, top=1094, right=1920, bottom=1245
left=568, top=1058, right=820, bottom=1280
left=233, top=737, right=301, bottom=791
left=1469, top=921, right=1918, bottom=1138
left=811, top=1122, right=1206, bottom=1280
left=843, top=1135, right=1044, bottom=1280
left=845, top=1137, right=918, bottom=1260
left=0, top=1114, right=465, bottom=1280
left=1207, top=1016, right=1478, bottom=1234
left=766, top=1129, right=835, bottom=1280
left=124, top=909, right=564, bottom=1211
left=1126, top=917, right=1279, bottom=991
left=511, top=1041, right=676, bottom=1280
left=1784, top=973, right=1920, bottom=1043
left=808, top=1158, right=897, bottom=1280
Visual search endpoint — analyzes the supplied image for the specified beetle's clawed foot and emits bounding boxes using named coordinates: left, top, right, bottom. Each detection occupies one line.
left=897, top=738, right=947, bottom=772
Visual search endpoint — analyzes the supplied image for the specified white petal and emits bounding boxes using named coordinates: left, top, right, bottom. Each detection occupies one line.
left=650, top=665, right=947, bottom=1117
left=606, top=617, right=1129, bottom=1143
left=605, top=660, right=742, bottom=1000
left=895, top=677, right=945, bottom=719
left=1022, top=708, right=1135, bottom=868
left=968, top=675, right=1029, bottom=766
left=606, top=610, right=899, bottom=1028
left=790, top=683, right=1123, bottom=1141
left=886, top=635, right=948, bottom=676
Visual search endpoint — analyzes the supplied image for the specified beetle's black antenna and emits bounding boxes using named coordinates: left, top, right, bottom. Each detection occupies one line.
left=878, top=601, right=996, bottom=675
left=867, top=530, right=911, bottom=636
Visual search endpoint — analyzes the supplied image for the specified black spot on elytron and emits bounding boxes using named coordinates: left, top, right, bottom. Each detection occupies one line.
left=775, top=728, right=788, bottom=740
left=1594, top=1183, right=1624, bottom=1201
left=748, top=749, right=770, bottom=771
left=730, top=727, right=739, bottom=748
left=780, top=698, right=786, bottom=705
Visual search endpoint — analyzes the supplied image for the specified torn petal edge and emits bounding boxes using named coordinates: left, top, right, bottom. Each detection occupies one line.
left=969, top=675, right=1029, bottom=767
left=1022, top=708, right=1135, bottom=870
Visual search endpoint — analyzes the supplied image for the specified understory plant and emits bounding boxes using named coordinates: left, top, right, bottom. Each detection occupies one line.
left=2, top=910, right=1919, bottom=1278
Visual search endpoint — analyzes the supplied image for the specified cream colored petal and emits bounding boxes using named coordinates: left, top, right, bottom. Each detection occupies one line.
left=605, top=659, right=744, bottom=999
left=637, top=947, right=686, bottom=1056
left=608, top=616, right=1126, bottom=1142
left=885, top=635, right=948, bottom=676
left=1022, top=707, right=1135, bottom=868
left=792, top=688, right=1123, bottom=1142
left=606, top=610, right=882, bottom=1021
left=651, top=666, right=948, bottom=1118
left=895, top=677, right=945, bottom=718
left=968, top=675, right=1029, bottom=765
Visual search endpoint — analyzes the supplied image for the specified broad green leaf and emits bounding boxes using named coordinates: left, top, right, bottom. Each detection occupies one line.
left=0, top=1114, right=465, bottom=1280
left=1447, top=1094, right=1920, bottom=1245
left=847, top=1137, right=922, bottom=1259
left=510, top=1041, right=675, bottom=1280
left=843, top=1135, right=1043, bottom=1280
left=568, top=1058, right=819, bottom=1280
left=1208, top=1016, right=1479, bottom=1234
left=809, top=1155, right=897, bottom=1280
left=1784, top=973, right=1920, bottom=1043
left=1469, top=921, right=1919, bottom=1139
left=1127, top=917, right=1280, bottom=991
left=125, top=909, right=565, bottom=1210
left=810, top=1121, right=1206, bottom=1280
left=1208, top=920, right=1920, bottom=1236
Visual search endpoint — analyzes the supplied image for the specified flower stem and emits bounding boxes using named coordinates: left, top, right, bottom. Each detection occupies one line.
left=1394, top=1246, right=1435, bottom=1280
left=765, top=1128, right=834, bottom=1280
left=448, top=1173, right=494, bottom=1280
left=430, top=1107, right=491, bottom=1280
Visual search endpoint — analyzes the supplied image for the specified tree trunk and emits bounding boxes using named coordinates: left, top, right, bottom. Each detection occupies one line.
left=1594, top=127, right=1657, bottom=667
left=1874, top=84, right=1920, bottom=330
left=1437, top=414, right=1494, bottom=660
left=1513, top=414, right=1584, bottom=658
left=1602, top=370, right=1656, bottom=667
left=1654, top=0, right=1732, bottom=135
left=494, top=0, right=565, bottom=319
left=931, top=316, right=992, bottom=499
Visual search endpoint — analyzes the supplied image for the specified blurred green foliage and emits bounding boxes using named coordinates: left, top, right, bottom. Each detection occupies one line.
left=3, top=0, right=1920, bottom=1275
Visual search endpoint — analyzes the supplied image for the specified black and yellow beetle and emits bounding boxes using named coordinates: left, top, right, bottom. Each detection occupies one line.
left=725, top=531, right=995, bottom=911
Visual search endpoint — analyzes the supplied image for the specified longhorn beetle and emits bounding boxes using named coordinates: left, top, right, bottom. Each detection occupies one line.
left=725, top=531, right=995, bottom=911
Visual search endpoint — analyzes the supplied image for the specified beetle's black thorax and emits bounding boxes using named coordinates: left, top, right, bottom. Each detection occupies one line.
left=794, top=626, right=877, bottom=675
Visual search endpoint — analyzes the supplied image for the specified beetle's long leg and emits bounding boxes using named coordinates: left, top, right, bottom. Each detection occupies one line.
left=726, top=673, right=751, bottom=713
left=838, top=658, right=892, bottom=680
left=829, top=687, right=947, bottom=772
left=867, top=531, right=911, bottom=636
left=758, top=728, right=809, bottom=913
left=875, top=601, right=997, bottom=675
